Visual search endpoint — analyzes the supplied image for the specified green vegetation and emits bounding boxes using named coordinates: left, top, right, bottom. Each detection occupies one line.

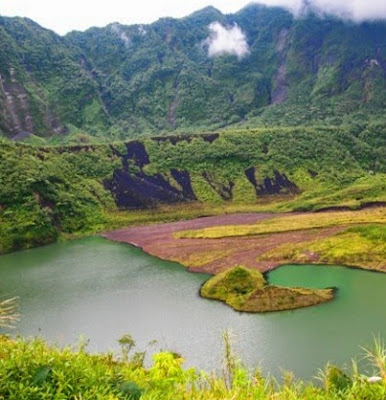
left=173, top=209, right=385, bottom=272
left=0, top=5, right=385, bottom=139
left=201, top=266, right=334, bottom=312
left=0, top=124, right=385, bottom=255
left=258, top=224, right=386, bottom=271
left=0, top=5, right=385, bottom=396
left=201, top=267, right=266, bottom=308
left=143, top=124, right=386, bottom=211
left=2, top=335, right=386, bottom=399
left=0, top=141, right=121, bottom=253
left=176, top=208, right=386, bottom=239
left=241, top=285, right=334, bottom=312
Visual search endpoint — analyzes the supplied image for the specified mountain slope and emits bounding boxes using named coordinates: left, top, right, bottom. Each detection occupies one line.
left=1, top=124, right=385, bottom=254
left=0, top=5, right=385, bottom=139
left=0, top=17, right=109, bottom=138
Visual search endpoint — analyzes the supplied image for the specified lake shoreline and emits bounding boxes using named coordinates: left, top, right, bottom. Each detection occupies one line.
left=102, top=208, right=385, bottom=274
left=2, top=235, right=386, bottom=379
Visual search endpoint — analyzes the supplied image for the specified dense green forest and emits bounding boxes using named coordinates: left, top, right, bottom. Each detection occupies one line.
left=1, top=124, right=385, bottom=254
left=0, top=4, right=385, bottom=140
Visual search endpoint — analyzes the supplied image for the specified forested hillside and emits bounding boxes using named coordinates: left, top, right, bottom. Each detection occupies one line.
left=0, top=124, right=385, bottom=254
left=0, top=4, right=385, bottom=140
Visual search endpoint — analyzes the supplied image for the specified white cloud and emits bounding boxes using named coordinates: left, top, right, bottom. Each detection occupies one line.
left=257, top=0, right=302, bottom=15
left=0, top=0, right=251, bottom=35
left=110, top=23, right=130, bottom=47
left=138, top=26, right=147, bottom=36
left=204, top=22, right=250, bottom=59
left=259, top=0, right=386, bottom=21
left=310, top=0, right=386, bottom=21
left=0, top=0, right=385, bottom=35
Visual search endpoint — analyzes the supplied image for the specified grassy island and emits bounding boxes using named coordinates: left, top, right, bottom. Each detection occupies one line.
left=201, top=266, right=334, bottom=312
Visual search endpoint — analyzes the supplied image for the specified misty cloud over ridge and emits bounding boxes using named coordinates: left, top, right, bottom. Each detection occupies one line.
left=110, top=23, right=130, bottom=47
left=261, top=0, right=386, bottom=21
left=204, top=22, right=250, bottom=59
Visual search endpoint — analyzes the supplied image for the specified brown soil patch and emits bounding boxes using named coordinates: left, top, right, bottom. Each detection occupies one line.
left=103, top=212, right=345, bottom=274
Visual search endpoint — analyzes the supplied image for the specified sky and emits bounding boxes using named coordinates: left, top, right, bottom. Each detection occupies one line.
left=0, top=0, right=386, bottom=35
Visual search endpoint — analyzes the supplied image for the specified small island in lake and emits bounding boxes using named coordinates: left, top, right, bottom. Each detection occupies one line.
left=200, top=266, right=334, bottom=312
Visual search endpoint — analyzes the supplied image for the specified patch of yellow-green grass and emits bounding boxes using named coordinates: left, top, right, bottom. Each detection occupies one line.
left=201, top=266, right=334, bottom=312
left=60, top=195, right=308, bottom=243
left=201, top=266, right=266, bottom=301
left=171, top=248, right=236, bottom=268
left=58, top=200, right=288, bottom=243
left=232, top=175, right=258, bottom=204
left=98, top=202, right=279, bottom=232
left=176, top=208, right=386, bottom=239
left=60, top=203, right=223, bottom=240
left=241, top=286, right=334, bottom=313
left=258, top=224, right=386, bottom=271
left=279, top=174, right=386, bottom=212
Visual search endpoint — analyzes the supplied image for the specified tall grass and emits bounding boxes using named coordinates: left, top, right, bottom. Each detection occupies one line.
left=0, top=297, right=19, bottom=328
left=1, top=333, right=386, bottom=399
left=363, top=337, right=386, bottom=381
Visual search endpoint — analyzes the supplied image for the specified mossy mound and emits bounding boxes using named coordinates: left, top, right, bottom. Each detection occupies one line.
left=201, top=266, right=334, bottom=312
left=201, top=266, right=266, bottom=309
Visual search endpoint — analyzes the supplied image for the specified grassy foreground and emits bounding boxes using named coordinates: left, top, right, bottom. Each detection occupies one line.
left=1, top=335, right=386, bottom=400
left=201, top=267, right=334, bottom=312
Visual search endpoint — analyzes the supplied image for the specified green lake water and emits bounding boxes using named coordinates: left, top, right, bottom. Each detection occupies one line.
left=0, top=236, right=385, bottom=379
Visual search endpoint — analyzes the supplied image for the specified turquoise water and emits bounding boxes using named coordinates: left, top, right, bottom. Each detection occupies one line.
left=0, top=236, right=385, bottom=379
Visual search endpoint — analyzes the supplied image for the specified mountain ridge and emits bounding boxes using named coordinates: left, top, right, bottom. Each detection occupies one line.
left=0, top=4, right=385, bottom=140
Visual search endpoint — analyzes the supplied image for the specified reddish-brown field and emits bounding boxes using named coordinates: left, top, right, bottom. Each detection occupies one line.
left=103, top=212, right=346, bottom=274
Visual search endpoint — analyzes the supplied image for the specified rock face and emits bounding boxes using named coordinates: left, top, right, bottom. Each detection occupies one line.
left=245, top=167, right=299, bottom=196
left=103, top=137, right=300, bottom=209
left=105, top=169, right=196, bottom=209
left=104, top=141, right=197, bottom=208
left=0, top=5, right=385, bottom=138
